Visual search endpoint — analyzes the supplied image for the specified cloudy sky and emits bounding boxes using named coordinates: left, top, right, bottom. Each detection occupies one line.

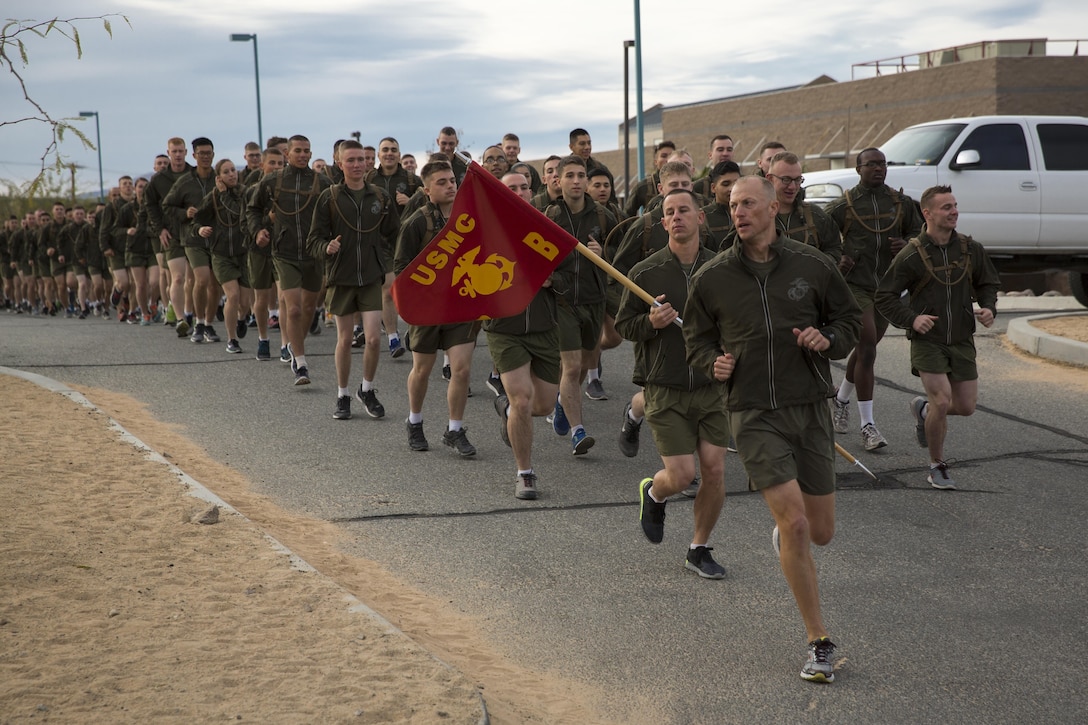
left=2, top=0, right=1083, bottom=196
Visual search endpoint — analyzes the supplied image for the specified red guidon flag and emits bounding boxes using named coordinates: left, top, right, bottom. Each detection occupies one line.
left=392, top=162, right=580, bottom=326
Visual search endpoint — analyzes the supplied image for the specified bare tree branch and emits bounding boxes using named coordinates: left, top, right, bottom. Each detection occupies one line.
left=0, top=15, right=131, bottom=198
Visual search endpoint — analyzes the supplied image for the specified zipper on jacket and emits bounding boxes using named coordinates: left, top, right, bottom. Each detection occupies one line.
left=755, top=276, right=778, bottom=409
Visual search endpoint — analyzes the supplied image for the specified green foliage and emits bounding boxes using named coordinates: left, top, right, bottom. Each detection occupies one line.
left=0, top=15, right=130, bottom=199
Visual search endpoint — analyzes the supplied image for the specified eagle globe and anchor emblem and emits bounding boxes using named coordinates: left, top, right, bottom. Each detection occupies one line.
left=452, top=246, right=516, bottom=298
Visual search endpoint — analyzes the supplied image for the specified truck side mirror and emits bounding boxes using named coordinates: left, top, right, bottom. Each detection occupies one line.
left=950, top=149, right=981, bottom=170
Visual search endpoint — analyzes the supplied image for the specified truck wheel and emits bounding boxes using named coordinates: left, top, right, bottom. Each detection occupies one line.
left=1072, top=272, right=1088, bottom=308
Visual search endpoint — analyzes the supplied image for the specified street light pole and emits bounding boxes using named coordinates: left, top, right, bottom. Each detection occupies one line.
left=230, top=33, right=263, bottom=145
left=78, top=111, right=103, bottom=203
left=624, top=40, right=634, bottom=199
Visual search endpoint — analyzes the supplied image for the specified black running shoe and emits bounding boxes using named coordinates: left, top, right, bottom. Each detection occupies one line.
left=618, top=403, right=642, bottom=458
left=190, top=322, right=205, bottom=343
left=407, top=419, right=429, bottom=451
left=685, top=546, right=726, bottom=579
left=333, top=395, right=352, bottom=420
left=351, top=327, right=365, bottom=348
left=639, top=478, right=666, bottom=544
left=309, top=308, right=321, bottom=335
left=442, top=427, right=477, bottom=457
left=485, top=373, right=504, bottom=397
left=203, top=325, right=221, bottom=343
left=225, top=339, right=242, bottom=354
left=294, top=365, right=310, bottom=386
left=236, top=319, right=248, bottom=339
left=356, top=386, right=385, bottom=419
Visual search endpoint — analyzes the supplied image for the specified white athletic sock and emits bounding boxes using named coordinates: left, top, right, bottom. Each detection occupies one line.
left=858, top=400, right=874, bottom=426
left=196, top=317, right=205, bottom=325
left=360, top=378, right=374, bottom=392
left=587, top=368, right=600, bottom=382
left=443, top=353, right=450, bottom=366
left=448, top=419, right=462, bottom=431
left=270, top=308, right=279, bottom=316
left=294, top=355, right=307, bottom=368
left=388, top=332, right=399, bottom=343
left=338, top=387, right=351, bottom=398
left=259, top=337, right=268, bottom=342
left=628, top=408, right=644, bottom=424
left=408, top=411, right=423, bottom=424
left=648, top=486, right=666, bottom=504
left=517, top=469, right=533, bottom=477
left=837, top=380, right=855, bottom=403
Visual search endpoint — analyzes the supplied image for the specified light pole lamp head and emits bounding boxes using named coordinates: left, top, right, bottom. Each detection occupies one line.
left=79, top=111, right=97, bottom=118
left=624, top=40, right=635, bottom=49
left=230, top=33, right=254, bottom=42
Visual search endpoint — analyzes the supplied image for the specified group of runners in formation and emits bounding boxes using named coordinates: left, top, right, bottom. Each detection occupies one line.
left=2, top=124, right=1000, bottom=683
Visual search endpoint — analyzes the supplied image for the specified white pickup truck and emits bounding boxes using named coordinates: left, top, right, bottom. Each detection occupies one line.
left=802, top=115, right=1088, bottom=305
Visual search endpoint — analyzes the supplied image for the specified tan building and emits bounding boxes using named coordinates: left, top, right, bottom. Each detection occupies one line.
left=588, top=39, right=1088, bottom=197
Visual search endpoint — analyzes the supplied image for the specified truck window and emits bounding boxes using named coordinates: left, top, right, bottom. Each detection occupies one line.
left=957, top=124, right=1030, bottom=170
left=880, top=123, right=965, bottom=166
left=1037, top=124, right=1088, bottom=171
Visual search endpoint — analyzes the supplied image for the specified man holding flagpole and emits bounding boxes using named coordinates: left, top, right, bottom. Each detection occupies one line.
left=486, top=175, right=563, bottom=498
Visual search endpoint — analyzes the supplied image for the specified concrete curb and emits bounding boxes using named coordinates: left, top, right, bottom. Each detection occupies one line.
left=0, top=366, right=490, bottom=725
left=1006, top=312, right=1088, bottom=367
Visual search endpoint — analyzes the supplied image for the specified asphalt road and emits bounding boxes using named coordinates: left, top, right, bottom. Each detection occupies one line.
left=3, top=308, right=1086, bottom=723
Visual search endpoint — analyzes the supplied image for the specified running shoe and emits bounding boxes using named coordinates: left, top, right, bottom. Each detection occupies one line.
left=351, top=327, right=365, bottom=348
left=441, top=364, right=452, bottom=381
left=618, top=403, right=641, bottom=457
left=389, top=337, right=405, bottom=358
left=256, top=340, right=271, bottom=362
left=584, top=379, right=607, bottom=401
left=140, top=315, right=151, bottom=327
left=406, top=420, right=429, bottom=451
left=216, top=303, right=225, bottom=322
left=309, top=308, right=321, bottom=335
left=830, top=396, right=850, bottom=434
left=175, top=319, right=190, bottom=338
left=861, top=422, right=888, bottom=451
left=910, top=396, right=928, bottom=448
left=356, top=386, right=385, bottom=418
left=190, top=322, right=205, bottom=343
left=203, top=325, right=221, bottom=343
left=236, top=319, right=248, bottom=340
left=164, top=303, right=177, bottom=325
left=225, top=339, right=242, bottom=354
left=552, top=398, right=570, bottom=436
left=685, top=546, right=726, bottom=579
left=639, top=477, right=666, bottom=544
left=515, top=471, right=538, bottom=500
left=494, top=394, right=511, bottom=447
left=109, top=288, right=122, bottom=307
left=928, top=461, right=957, bottom=490
left=485, top=373, right=504, bottom=398
left=680, top=479, right=700, bottom=499
left=279, top=345, right=291, bottom=363
left=333, top=396, right=352, bottom=420
left=801, top=638, right=836, bottom=683
left=571, top=428, right=595, bottom=455
left=268, top=314, right=279, bottom=330
left=442, top=427, right=477, bottom=458
left=293, top=365, right=310, bottom=386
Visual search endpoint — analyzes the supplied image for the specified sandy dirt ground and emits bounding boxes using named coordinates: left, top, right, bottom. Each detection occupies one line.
left=1030, top=314, right=1088, bottom=345
left=0, top=374, right=622, bottom=724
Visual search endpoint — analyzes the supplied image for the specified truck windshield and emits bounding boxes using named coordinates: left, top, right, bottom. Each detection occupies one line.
left=880, top=123, right=966, bottom=166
